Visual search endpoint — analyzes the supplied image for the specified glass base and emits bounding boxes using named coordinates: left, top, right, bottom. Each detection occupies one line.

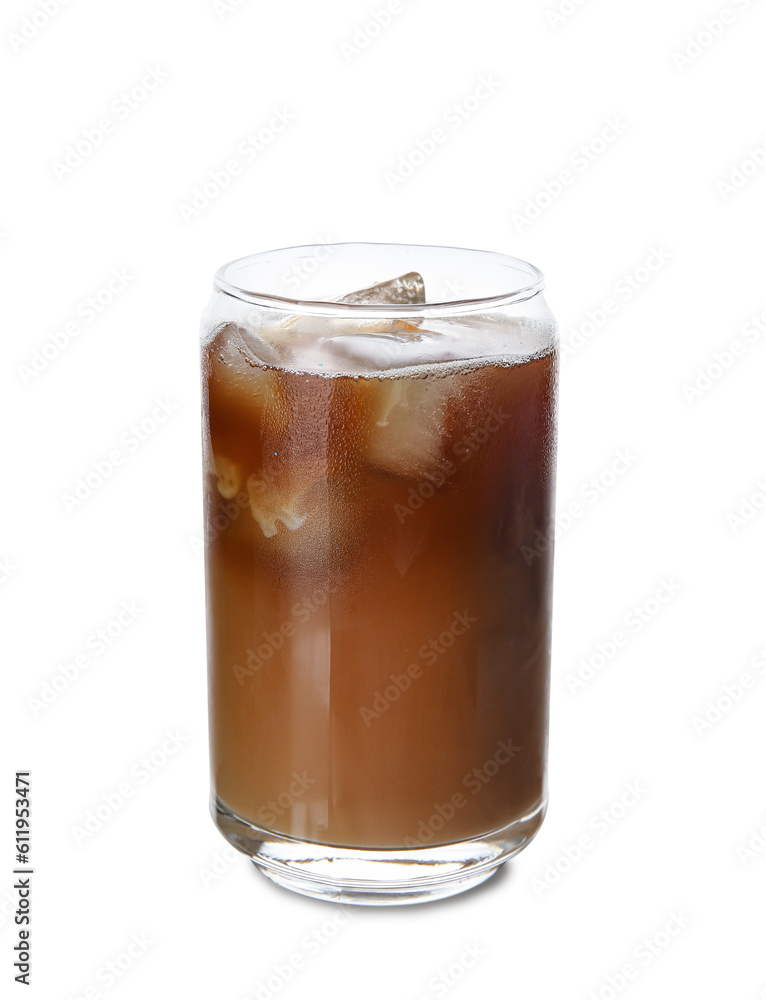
left=213, top=796, right=546, bottom=905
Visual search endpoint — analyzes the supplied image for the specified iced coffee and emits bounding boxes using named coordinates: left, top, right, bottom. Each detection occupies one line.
left=202, top=244, right=558, bottom=903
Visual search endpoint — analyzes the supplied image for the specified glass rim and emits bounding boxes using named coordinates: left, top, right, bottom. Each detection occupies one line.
left=213, top=242, right=546, bottom=317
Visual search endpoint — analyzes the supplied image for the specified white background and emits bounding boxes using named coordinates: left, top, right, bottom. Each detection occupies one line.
left=2, top=0, right=765, bottom=998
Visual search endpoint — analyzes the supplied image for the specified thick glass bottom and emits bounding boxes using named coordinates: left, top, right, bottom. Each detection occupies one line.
left=213, top=796, right=546, bottom=905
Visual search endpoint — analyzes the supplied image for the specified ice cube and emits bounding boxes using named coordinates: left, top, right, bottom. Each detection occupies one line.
left=214, top=455, right=242, bottom=499
left=336, top=271, right=426, bottom=305
left=228, top=322, right=282, bottom=368
left=375, top=379, right=408, bottom=427
left=247, top=475, right=308, bottom=538
left=205, top=324, right=280, bottom=406
left=321, top=331, right=420, bottom=373
left=205, top=325, right=287, bottom=483
left=362, top=374, right=454, bottom=479
left=323, top=326, right=472, bottom=373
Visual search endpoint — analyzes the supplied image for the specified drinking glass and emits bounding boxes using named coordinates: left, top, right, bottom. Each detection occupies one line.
left=200, top=243, right=558, bottom=904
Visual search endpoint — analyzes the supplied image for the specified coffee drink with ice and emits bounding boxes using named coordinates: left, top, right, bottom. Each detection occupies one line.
left=201, top=244, right=558, bottom=904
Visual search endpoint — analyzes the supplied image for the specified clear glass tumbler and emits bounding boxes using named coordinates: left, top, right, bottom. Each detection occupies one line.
left=200, top=243, right=558, bottom=904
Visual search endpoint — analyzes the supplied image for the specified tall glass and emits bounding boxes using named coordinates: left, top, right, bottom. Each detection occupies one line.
left=200, top=243, right=558, bottom=904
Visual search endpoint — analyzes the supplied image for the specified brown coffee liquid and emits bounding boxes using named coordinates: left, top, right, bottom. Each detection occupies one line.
left=203, top=325, right=557, bottom=849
